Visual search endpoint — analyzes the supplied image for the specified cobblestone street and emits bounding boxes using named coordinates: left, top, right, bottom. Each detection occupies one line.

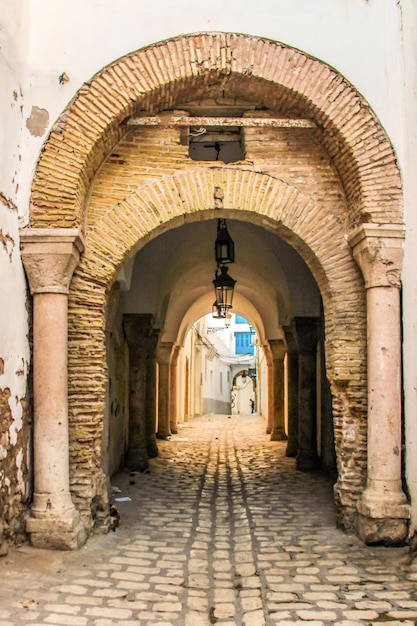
left=1, top=414, right=416, bottom=625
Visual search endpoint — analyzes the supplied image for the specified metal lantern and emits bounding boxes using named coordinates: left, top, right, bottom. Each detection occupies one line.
left=215, top=219, right=235, bottom=265
left=213, top=265, right=236, bottom=310
left=212, top=301, right=224, bottom=319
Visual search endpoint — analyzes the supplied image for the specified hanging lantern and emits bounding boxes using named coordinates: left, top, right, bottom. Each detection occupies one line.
left=212, top=301, right=225, bottom=319
left=213, top=265, right=236, bottom=310
left=215, top=219, right=235, bottom=265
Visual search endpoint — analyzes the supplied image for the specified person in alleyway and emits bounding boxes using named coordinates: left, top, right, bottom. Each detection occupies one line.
left=250, top=399, right=255, bottom=413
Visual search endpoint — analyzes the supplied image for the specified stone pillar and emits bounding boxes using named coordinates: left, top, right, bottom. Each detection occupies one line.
left=263, top=343, right=273, bottom=434
left=170, top=345, right=181, bottom=435
left=123, top=315, right=155, bottom=472
left=157, top=342, right=173, bottom=439
left=20, top=228, right=86, bottom=550
left=269, top=339, right=287, bottom=441
left=145, top=330, right=160, bottom=458
left=295, top=317, right=320, bottom=471
left=349, top=224, right=410, bottom=544
left=284, top=325, right=299, bottom=457
left=318, top=329, right=336, bottom=472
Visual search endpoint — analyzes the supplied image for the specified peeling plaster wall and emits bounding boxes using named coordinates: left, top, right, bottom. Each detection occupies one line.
left=0, top=0, right=31, bottom=550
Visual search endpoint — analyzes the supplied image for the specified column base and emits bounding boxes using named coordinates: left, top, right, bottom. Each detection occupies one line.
left=26, top=510, right=87, bottom=550
left=156, top=431, right=172, bottom=440
left=146, top=438, right=159, bottom=458
left=286, top=441, right=298, bottom=457
left=270, top=428, right=287, bottom=441
left=357, top=498, right=410, bottom=545
left=125, top=448, right=149, bottom=472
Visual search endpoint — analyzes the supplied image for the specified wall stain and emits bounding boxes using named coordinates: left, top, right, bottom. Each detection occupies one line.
left=0, top=192, right=17, bottom=212
left=26, top=106, right=49, bottom=137
left=0, top=230, right=15, bottom=261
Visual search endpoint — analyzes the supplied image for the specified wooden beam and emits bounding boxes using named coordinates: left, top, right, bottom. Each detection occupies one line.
left=127, top=115, right=317, bottom=129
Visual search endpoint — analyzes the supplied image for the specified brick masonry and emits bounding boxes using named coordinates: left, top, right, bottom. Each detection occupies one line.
left=25, top=33, right=403, bottom=534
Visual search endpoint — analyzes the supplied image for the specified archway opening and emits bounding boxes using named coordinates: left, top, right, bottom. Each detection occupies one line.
left=104, top=219, right=336, bottom=503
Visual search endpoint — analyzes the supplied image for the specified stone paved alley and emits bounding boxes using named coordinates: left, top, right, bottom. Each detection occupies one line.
left=1, top=414, right=417, bottom=626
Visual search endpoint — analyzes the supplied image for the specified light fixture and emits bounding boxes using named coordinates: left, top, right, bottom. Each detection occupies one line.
left=212, top=300, right=231, bottom=319
left=212, top=218, right=236, bottom=319
left=213, top=265, right=236, bottom=311
left=215, top=219, right=235, bottom=265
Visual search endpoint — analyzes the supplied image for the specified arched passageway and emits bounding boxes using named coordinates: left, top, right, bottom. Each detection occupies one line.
left=20, top=32, right=409, bottom=550
left=110, top=218, right=335, bottom=479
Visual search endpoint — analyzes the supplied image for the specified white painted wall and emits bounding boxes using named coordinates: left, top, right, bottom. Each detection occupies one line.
left=1, top=0, right=405, bottom=223
left=0, top=0, right=30, bottom=480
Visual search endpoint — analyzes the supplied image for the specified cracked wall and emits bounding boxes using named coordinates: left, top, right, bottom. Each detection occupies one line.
left=0, top=206, right=31, bottom=551
left=0, top=382, right=30, bottom=552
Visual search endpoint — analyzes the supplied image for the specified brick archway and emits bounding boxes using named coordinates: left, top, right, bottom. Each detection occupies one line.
left=23, top=33, right=407, bottom=547
left=30, top=32, right=402, bottom=230
left=68, top=167, right=365, bottom=530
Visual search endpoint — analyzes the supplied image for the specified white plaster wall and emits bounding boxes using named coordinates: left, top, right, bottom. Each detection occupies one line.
left=1, top=0, right=404, bottom=224
left=0, top=0, right=30, bottom=468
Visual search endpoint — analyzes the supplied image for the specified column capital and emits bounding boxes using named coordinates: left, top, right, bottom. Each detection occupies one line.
left=348, top=223, right=405, bottom=289
left=123, top=314, right=155, bottom=347
left=157, top=341, right=174, bottom=364
left=20, top=228, right=85, bottom=295
left=171, top=344, right=181, bottom=364
left=283, top=324, right=298, bottom=352
left=267, top=338, right=287, bottom=361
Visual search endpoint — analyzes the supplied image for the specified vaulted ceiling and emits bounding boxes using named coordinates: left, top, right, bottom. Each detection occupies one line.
left=119, top=218, right=321, bottom=345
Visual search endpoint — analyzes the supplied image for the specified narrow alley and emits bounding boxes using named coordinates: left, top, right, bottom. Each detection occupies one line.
left=1, top=414, right=416, bottom=626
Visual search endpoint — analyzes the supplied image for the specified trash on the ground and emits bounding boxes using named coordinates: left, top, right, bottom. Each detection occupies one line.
left=114, top=496, right=131, bottom=502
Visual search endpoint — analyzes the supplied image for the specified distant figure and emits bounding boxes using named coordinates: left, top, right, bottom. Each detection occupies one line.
left=250, top=399, right=255, bottom=413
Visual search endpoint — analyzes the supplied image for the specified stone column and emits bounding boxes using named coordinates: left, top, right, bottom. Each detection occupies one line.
left=269, top=339, right=287, bottom=441
left=284, top=325, right=299, bottom=457
left=169, top=345, right=181, bottom=435
left=20, top=228, right=86, bottom=550
left=349, top=224, right=410, bottom=544
left=157, top=342, right=173, bottom=439
left=262, top=343, right=273, bottom=434
left=145, top=330, right=160, bottom=459
left=124, top=314, right=155, bottom=472
left=295, top=317, right=320, bottom=471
